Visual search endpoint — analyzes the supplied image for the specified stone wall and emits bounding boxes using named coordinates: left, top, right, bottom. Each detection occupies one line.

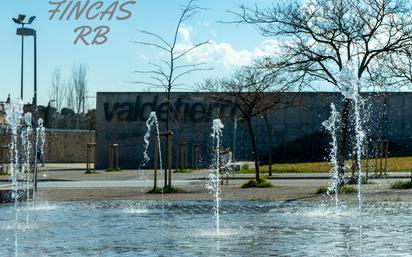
left=44, top=130, right=95, bottom=163
left=0, top=129, right=95, bottom=163
left=95, top=92, right=412, bottom=169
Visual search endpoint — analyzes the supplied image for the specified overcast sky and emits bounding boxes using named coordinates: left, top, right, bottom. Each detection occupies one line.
left=0, top=0, right=293, bottom=107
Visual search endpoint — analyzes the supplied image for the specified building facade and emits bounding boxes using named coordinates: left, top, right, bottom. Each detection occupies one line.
left=96, top=92, right=412, bottom=169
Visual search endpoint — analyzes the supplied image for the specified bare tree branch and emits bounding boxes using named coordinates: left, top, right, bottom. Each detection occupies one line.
left=49, top=67, right=67, bottom=112
left=130, top=41, right=170, bottom=52
left=71, top=64, right=88, bottom=129
left=132, top=0, right=211, bottom=137
left=136, top=29, right=172, bottom=48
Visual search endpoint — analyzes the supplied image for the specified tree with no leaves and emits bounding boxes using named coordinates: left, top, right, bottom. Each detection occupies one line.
left=71, top=64, right=88, bottom=129
left=232, top=0, right=412, bottom=184
left=202, top=66, right=293, bottom=182
left=131, top=0, right=211, bottom=189
left=131, top=0, right=210, bottom=131
left=49, top=68, right=67, bottom=112
left=375, top=47, right=412, bottom=89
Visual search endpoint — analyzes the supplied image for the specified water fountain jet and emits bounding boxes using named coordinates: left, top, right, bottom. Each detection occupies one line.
left=207, top=119, right=224, bottom=234
left=141, top=112, right=164, bottom=209
left=322, top=103, right=341, bottom=207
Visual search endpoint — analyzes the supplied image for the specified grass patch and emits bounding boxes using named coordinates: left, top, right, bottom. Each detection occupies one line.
left=345, top=176, right=372, bottom=185
left=241, top=177, right=274, bottom=188
left=238, top=168, right=256, bottom=174
left=227, top=156, right=412, bottom=174
left=238, top=161, right=331, bottom=174
left=238, top=164, right=255, bottom=174
left=259, top=156, right=412, bottom=174
left=0, top=167, right=7, bottom=176
left=390, top=180, right=412, bottom=189
left=148, top=187, right=186, bottom=194
left=338, top=185, right=358, bottom=194
left=84, top=170, right=99, bottom=175
left=241, top=164, right=250, bottom=170
left=316, top=186, right=328, bottom=195
left=105, top=168, right=122, bottom=172
left=261, top=161, right=331, bottom=173
left=173, top=169, right=192, bottom=173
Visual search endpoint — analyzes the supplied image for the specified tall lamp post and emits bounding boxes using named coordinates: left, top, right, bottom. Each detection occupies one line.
left=13, top=15, right=39, bottom=192
left=12, top=15, right=36, bottom=101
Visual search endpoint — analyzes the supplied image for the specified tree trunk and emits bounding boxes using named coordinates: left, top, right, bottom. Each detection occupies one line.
left=246, top=117, right=260, bottom=182
left=264, top=115, right=273, bottom=177
left=165, top=89, right=171, bottom=189
left=337, top=98, right=351, bottom=186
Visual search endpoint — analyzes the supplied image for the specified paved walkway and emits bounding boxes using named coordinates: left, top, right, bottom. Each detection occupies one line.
left=1, top=163, right=411, bottom=203
left=1, top=163, right=411, bottom=183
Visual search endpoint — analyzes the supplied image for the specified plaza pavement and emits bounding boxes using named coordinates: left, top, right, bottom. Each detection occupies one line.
left=1, top=163, right=412, bottom=202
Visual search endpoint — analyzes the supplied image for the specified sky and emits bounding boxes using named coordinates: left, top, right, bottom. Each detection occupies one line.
left=0, top=0, right=296, bottom=107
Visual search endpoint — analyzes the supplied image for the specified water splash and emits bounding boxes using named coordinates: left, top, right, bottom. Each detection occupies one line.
left=4, top=99, right=49, bottom=256
left=339, top=62, right=357, bottom=100
left=322, top=103, right=341, bottom=207
left=36, top=119, right=46, bottom=163
left=141, top=112, right=163, bottom=183
left=21, top=113, right=33, bottom=226
left=5, top=99, right=24, bottom=202
left=339, top=60, right=366, bottom=256
left=207, top=119, right=224, bottom=234
left=142, top=112, right=163, bottom=172
left=339, top=61, right=366, bottom=209
left=34, top=118, right=45, bottom=197
left=4, top=99, right=24, bottom=257
left=141, top=112, right=164, bottom=210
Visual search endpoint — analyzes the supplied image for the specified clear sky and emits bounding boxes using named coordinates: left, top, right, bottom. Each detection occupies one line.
left=0, top=0, right=284, bottom=107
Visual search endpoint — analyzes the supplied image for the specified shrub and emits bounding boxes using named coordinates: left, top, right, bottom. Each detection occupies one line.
left=390, top=180, right=412, bottom=189
left=84, top=170, right=98, bottom=174
left=338, top=185, right=358, bottom=194
left=148, top=187, right=185, bottom=194
left=241, top=178, right=274, bottom=188
left=345, top=176, right=370, bottom=185
left=316, top=186, right=328, bottom=195
left=106, top=168, right=122, bottom=172
left=173, top=169, right=192, bottom=173
left=241, top=163, right=250, bottom=170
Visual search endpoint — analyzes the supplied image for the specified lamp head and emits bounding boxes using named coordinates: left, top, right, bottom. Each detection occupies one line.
left=17, top=14, right=26, bottom=22
left=28, top=16, right=36, bottom=24
left=13, top=14, right=26, bottom=24
left=12, top=18, right=22, bottom=24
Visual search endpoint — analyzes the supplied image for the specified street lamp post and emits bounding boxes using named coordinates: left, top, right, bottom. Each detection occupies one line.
left=16, top=27, right=37, bottom=109
left=14, top=15, right=39, bottom=192
left=13, top=15, right=36, bottom=101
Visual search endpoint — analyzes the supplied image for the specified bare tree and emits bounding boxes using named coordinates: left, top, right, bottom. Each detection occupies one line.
left=71, top=64, right=88, bottom=129
left=203, top=66, right=292, bottom=182
left=232, top=0, right=412, bottom=184
left=376, top=47, right=412, bottom=89
left=66, top=83, right=75, bottom=111
left=131, top=0, right=211, bottom=131
left=131, top=0, right=211, bottom=189
left=49, top=68, right=67, bottom=112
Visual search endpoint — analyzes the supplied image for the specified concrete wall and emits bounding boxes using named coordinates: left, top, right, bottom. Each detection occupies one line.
left=96, top=92, right=412, bottom=169
left=44, top=130, right=95, bottom=163
left=0, top=129, right=95, bottom=163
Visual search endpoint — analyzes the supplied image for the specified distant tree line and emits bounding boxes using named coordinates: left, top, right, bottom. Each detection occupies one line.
left=36, top=106, right=95, bottom=130
left=47, top=63, right=95, bottom=130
